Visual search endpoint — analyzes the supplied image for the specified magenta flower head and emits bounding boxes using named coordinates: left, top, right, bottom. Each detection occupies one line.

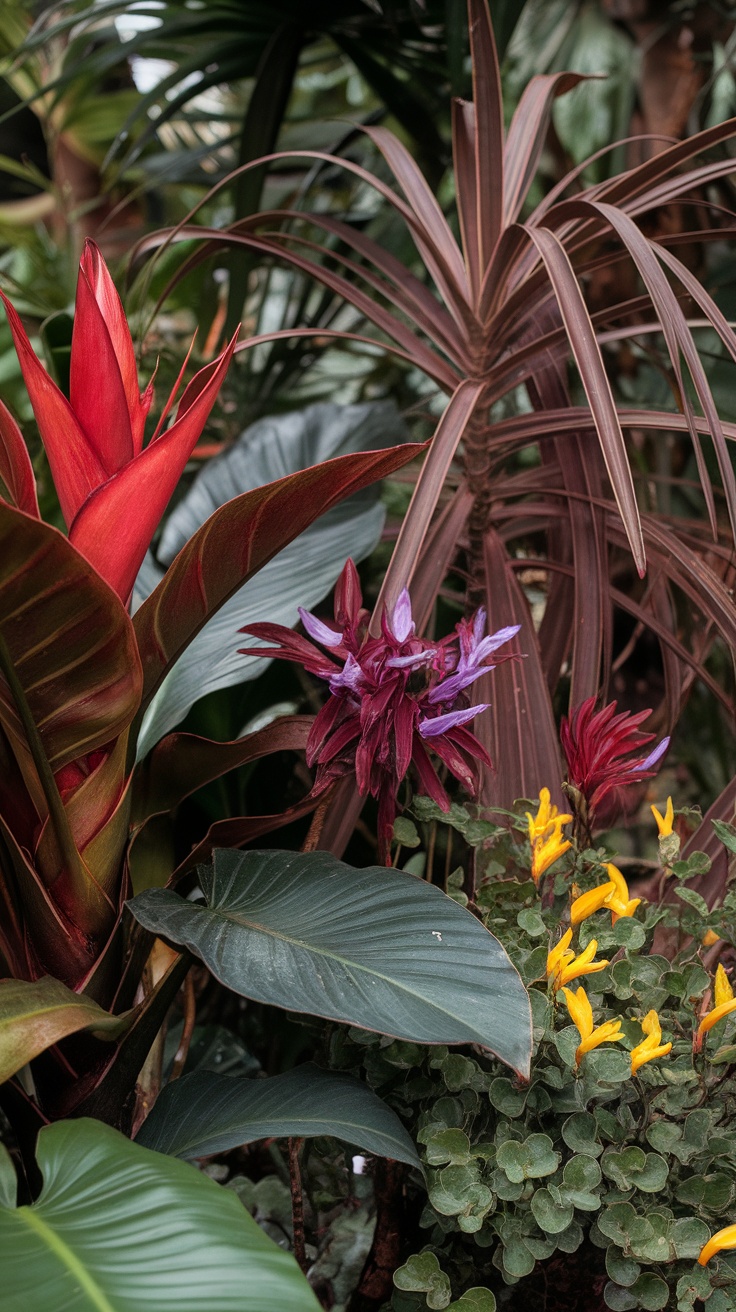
left=561, top=696, right=669, bottom=837
left=240, top=560, right=519, bottom=860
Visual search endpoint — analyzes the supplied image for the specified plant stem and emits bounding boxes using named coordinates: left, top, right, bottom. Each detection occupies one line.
left=288, top=1137, right=308, bottom=1273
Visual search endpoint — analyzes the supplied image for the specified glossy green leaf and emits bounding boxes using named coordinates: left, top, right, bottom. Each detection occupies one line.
left=0, top=1118, right=319, bottom=1312
left=128, top=848, right=532, bottom=1076
left=133, top=401, right=403, bottom=756
left=136, top=1062, right=420, bottom=1168
left=132, top=440, right=423, bottom=717
left=0, top=977, right=127, bottom=1085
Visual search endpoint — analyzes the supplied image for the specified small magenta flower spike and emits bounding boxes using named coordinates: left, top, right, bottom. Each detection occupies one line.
left=240, top=561, right=519, bottom=861
left=526, top=788, right=572, bottom=884
left=560, top=696, right=669, bottom=840
left=630, top=1010, right=672, bottom=1075
left=561, top=985, right=623, bottom=1068
left=699, top=1225, right=736, bottom=1266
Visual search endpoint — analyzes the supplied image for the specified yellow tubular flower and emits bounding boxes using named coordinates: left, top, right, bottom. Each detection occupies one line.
left=702, top=929, right=721, bottom=948
left=527, top=789, right=573, bottom=884
left=699, top=1225, right=736, bottom=1266
left=698, top=963, right=736, bottom=1035
left=630, top=1010, right=672, bottom=1075
left=570, top=881, right=615, bottom=925
left=651, top=797, right=674, bottom=838
left=556, top=939, right=609, bottom=990
left=562, top=985, right=623, bottom=1067
left=603, top=863, right=642, bottom=923
left=546, top=929, right=574, bottom=983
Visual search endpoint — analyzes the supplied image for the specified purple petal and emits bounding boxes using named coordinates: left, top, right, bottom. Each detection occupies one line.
left=419, top=703, right=489, bottom=738
left=329, top=652, right=363, bottom=694
left=298, top=607, right=343, bottom=647
left=468, top=624, right=521, bottom=668
left=427, top=666, right=493, bottom=703
left=472, top=607, right=487, bottom=645
left=391, top=588, right=415, bottom=643
left=637, top=736, right=670, bottom=772
left=386, top=647, right=436, bottom=670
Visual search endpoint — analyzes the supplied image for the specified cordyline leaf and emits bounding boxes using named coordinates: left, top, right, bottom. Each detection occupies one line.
left=467, top=0, right=504, bottom=268
left=0, top=398, right=38, bottom=516
left=128, top=848, right=532, bottom=1077
left=522, top=225, right=645, bottom=575
left=133, top=716, right=312, bottom=825
left=0, top=1119, right=319, bottom=1312
left=132, top=440, right=425, bottom=711
left=0, top=502, right=142, bottom=774
left=477, top=528, right=563, bottom=810
left=136, top=1063, right=421, bottom=1169
left=166, top=795, right=321, bottom=886
left=0, top=976, right=128, bottom=1084
left=503, top=72, right=588, bottom=228
left=373, top=381, right=484, bottom=623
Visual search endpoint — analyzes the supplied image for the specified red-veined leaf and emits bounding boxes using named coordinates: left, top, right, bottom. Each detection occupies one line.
left=133, top=442, right=425, bottom=709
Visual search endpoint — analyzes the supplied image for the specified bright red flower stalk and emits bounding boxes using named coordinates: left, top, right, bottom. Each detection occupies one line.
left=0, top=240, right=236, bottom=603
left=240, top=560, right=519, bottom=860
left=561, top=696, right=669, bottom=838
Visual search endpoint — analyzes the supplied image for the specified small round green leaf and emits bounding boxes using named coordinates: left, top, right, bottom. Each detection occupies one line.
left=530, top=1187, right=574, bottom=1234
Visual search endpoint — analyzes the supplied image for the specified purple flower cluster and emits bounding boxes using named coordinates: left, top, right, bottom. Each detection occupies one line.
left=240, top=559, right=519, bottom=856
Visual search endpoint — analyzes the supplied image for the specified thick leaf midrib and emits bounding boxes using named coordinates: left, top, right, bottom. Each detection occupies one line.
left=175, top=1110, right=410, bottom=1158
left=15, top=1206, right=115, bottom=1312
left=186, top=903, right=498, bottom=1034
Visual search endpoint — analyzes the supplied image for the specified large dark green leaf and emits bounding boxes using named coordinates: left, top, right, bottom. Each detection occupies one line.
left=136, top=1063, right=421, bottom=1168
left=128, top=849, right=531, bottom=1076
left=0, top=1118, right=319, bottom=1312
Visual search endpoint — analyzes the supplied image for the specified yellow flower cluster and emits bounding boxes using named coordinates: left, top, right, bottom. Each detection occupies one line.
left=570, top=863, right=641, bottom=926
left=630, top=1010, right=672, bottom=1073
left=698, top=963, right=736, bottom=1035
left=561, top=985, right=623, bottom=1068
left=526, top=788, right=572, bottom=884
left=546, top=929, right=608, bottom=992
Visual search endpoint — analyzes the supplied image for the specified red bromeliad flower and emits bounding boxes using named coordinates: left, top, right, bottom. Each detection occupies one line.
left=0, top=240, right=236, bottom=602
left=561, top=696, right=669, bottom=835
left=240, top=559, right=519, bottom=859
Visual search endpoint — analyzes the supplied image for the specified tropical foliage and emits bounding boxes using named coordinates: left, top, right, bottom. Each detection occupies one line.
left=0, top=0, right=735, bottom=1309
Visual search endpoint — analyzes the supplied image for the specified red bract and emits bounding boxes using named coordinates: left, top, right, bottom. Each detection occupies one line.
left=241, top=559, right=519, bottom=859
left=561, top=696, right=669, bottom=830
left=0, top=240, right=236, bottom=602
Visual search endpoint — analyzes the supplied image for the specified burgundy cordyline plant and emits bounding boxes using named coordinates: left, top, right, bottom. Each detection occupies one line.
left=561, top=696, right=669, bottom=844
left=241, top=559, right=519, bottom=860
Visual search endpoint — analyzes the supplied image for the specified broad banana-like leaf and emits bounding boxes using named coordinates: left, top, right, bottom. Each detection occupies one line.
left=0, top=976, right=128, bottom=1085
left=128, top=848, right=532, bottom=1077
left=0, top=502, right=141, bottom=773
left=133, top=401, right=404, bottom=756
left=0, top=1118, right=319, bottom=1312
left=136, top=1062, right=421, bottom=1168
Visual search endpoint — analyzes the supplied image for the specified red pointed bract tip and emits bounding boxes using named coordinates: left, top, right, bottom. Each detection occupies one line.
left=0, top=242, right=236, bottom=603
